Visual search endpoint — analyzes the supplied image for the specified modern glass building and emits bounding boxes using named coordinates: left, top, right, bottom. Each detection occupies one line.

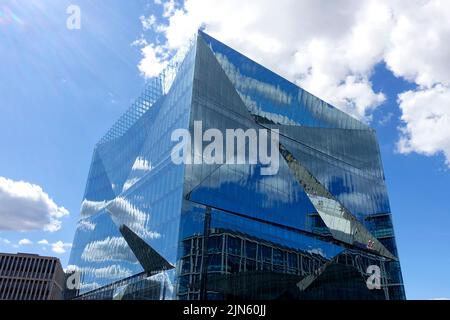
left=68, top=31, right=405, bottom=300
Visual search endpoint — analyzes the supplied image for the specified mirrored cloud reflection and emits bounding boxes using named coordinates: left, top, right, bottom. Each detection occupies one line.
left=79, top=196, right=161, bottom=240
left=79, top=196, right=162, bottom=265
left=80, top=199, right=108, bottom=219
left=106, top=196, right=161, bottom=240
left=122, top=156, right=153, bottom=192
left=67, top=264, right=133, bottom=280
left=81, top=236, right=138, bottom=263
left=214, top=52, right=301, bottom=125
left=76, top=196, right=163, bottom=292
left=215, top=52, right=293, bottom=105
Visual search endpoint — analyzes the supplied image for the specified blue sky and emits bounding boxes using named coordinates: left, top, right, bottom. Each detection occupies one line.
left=0, top=0, right=449, bottom=300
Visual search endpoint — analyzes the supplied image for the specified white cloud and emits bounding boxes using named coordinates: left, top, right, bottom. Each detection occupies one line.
left=51, top=241, right=72, bottom=254
left=140, top=14, right=157, bottom=30
left=138, top=0, right=389, bottom=121
left=122, top=178, right=140, bottom=192
left=77, top=219, right=96, bottom=231
left=384, top=2, right=450, bottom=88
left=214, top=52, right=293, bottom=106
left=386, top=1, right=450, bottom=166
left=81, top=236, right=138, bottom=263
left=37, top=239, right=72, bottom=254
left=379, top=112, right=394, bottom=126
left=80, top=199, right=108, bottom=218
left=92, top=265, right=133, bottom=279
left=68, top=264, right=134, bottom=280
left=122, top=157, right=154, bottom=192
left=138, top=0, right=450, bottom=167
left=64, top=264, right=79, bottom=273
left=0, top=177, right=69, bottom=232
left=106, top=197, right=161, bottom=240
left=131, top=157, right=152, bottom=172
left=18, top=238, right=33, bottom=246
left=0, top=237, right=11, bottom=245
left=137, top=43, right=168, bottom=78
left=397, top=85, right=450, bottom=166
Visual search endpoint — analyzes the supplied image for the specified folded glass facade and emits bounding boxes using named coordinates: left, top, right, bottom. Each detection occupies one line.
left=68, top=31, right=405, bottom=300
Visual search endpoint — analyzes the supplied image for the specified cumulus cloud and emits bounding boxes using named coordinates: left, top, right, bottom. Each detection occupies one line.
left=397, top=85, right=450, bottom=165
left=0, top=237, right=11, bottom=245
left=37, top=239, right=72, bottom=254
left=18, top=238, right=33, bottom=246
left=384, top=2, right=450, bottom=88
left=137, top=0, right=388, bottom=121
left=51, top=241, right=72, bottom=254
left=0, top=177, right=69, bottom=232
left=137, top=0, right=450, bottom=167
left=136, top=42, right=169, bottom=78
left=140, top=14, right=157, bottom=30
left=386, top=2, right=450, bottom=167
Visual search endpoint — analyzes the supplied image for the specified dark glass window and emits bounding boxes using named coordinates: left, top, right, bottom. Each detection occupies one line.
left=193, top=256, right=202, bottom=273
left=262, top=263, right=272, bottom=271
left=227, top=256, right=240, bottom=273
left=192, top=274, right=200, bottom=286
left=207, top=254, right=222, bottom=272
left=181, top=258, right=191, bottom=274
left=196, top=238, right=203, bottom=253
left=245, top=241, right=257, bottom=259
left=208, top=236, right=222, bottom=254
left=302, top=256, right=310, bottom=273
left=207, top=292, right=222, bottom=300
left=182, top=240, right=192, bottom=256
left=260, top=245, right=272, bottom=264
left=246, top=259, right=257, bottom=272
left=227, top=236, right=241, bottom=256
left=273, top=249, right=285, bottom=266
left=288, top=252, right=297, bottom=269
left=178, top=275, right=189, bottom=293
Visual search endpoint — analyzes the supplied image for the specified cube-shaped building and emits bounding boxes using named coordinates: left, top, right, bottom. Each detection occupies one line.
left=68, top=31, right=405, bottom=300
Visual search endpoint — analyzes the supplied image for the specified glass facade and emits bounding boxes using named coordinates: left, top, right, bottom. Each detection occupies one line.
left=68, top=30, right=405, bottom=300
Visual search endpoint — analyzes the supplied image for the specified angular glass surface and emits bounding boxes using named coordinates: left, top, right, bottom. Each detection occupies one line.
left=199, top=30, right=368, bottom=130
left=69, top=31, right=405, bottom=300
left=68, top=40, right=197, bottom=297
